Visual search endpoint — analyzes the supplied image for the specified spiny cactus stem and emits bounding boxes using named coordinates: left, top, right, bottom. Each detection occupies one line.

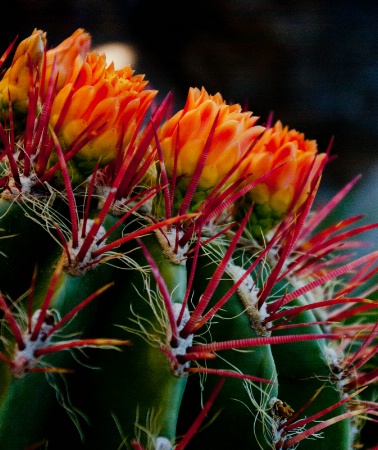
left=191, top=240, right=276, bottom=334
left=285, top=388, right=362, bottom=433
left=26, top=266, right=38, bottom=334
left=299, top=174, right=361, bottom=240
left=11, top=308, right=56, bottom=377
left=338, top=261, right=378, bottom=299
left=176, top=184, right=238, bottom=247
left=277, top=170, right=320, bottom=249
left=177, top=352, right=215, bottom=363
left=297, top=253, right=353, bottom=280
left=33, top=338, right=131, bottom=357
left=187, top=366, right=275, bottom=384
left=44, top=282, right=114, bottom=339
left=283, top=408, right=373, bottom=450
left=270, top=320, right=335, bottom=332
left=189, top=332, right=342, bottom=354
left=53, top=223, right=73, bottom=265
left=75, top=152, right=144, bottom=262
left=189, top=220, right=235, bottom=251
left=277, top=385, right=324, bottom=432
left=8, top=324, right=129, bottom=374
left=81, top=161, right=99, bottom=239
left=292, top=156, right=324, bottom=219
left=274, top=388, right=370, bottom=449
left=292, top=222, right=378, bottom=283
left=116, top=143, right=145, bottom=198
left=139, top=239, right=179, bottom=346
left=344, top=322, right=378, bottom=371
left=159, top=346, right=183, bottom=368
left=346, top=368, right=378, bottom=393
left=185, top=158, right=276, bottom=237
left=91, top=213, right=197, bottom=258
left=302, top=213, right=364, bottom=251
left=0, top=294, right=25, bottom=350
left=328, top=301, right=378, bottom=321
left=175, top=231, right=204, bottom=326
left=180, top=207, right=252, bottom=339
left=267, top=249, right=378, bottom=314
left=30, top=255, right=64, bottom=341
left=344, top=368, right=378, bottom=391
left=96, top=186, right=159, bottom=246
left=257, top=226, right=297, bottom=310
left=333, top=323, right=377, bottom=335
left=267, top=297, right=374, bottom=325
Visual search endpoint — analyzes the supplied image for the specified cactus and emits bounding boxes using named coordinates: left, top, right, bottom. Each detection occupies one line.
left=0, top=28, right=378, bottom=450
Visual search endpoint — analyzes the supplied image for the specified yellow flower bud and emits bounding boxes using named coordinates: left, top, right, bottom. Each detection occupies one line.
left=44, top=28, right=91, bottom=93
left=49, top=50, right=157, bottom=184
left=0, top=29, right=46, bottom=115
left=157, top=87, right=264, bottom=211
left=239, top=120, right=326, bottom=237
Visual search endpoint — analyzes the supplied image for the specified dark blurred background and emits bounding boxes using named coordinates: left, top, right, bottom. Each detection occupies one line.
left=2, top=0, right=378, bottom=208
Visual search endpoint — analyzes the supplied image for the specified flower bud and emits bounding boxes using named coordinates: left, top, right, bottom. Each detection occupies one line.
left=157, top=87, right=264, bottom=212
left=49, top=51, right=157, bottom=184
left=0, top=29, right=45, bottom=115
left=238, top=120, right=326, bottom=237
left=43, top=28, right=91, bottom=93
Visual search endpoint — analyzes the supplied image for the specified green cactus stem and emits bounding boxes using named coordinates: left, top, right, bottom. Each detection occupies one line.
left=73, top=231, right=189, bottom=449
left=178, top=243, right=278, bottom=449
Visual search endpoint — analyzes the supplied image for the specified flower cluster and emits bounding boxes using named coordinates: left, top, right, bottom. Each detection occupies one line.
left=0, top=28, right=325, bottom=236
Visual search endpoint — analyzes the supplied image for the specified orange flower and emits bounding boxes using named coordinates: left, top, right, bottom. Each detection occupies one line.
left=239, top=120, right=326, bottom=237
left=43, top=28, right=91, bottom=93
left=157, top=87, right=264, bottom=209
left=49, top=51, right=157, bottom=183
left=0, top=29, right=46, bottom=115
left=0, top=28, right=91, bottom=124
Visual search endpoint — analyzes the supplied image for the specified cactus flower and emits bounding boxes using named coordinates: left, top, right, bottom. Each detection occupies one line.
left=0, top=29, right=45, bottom=115
left=157, top=87, right=264, bottom=211
left=43, top=28, right=91, bottom=93
left=49, top=50, right=157, bottom=183
left=238, top=120, right=326, bottom=237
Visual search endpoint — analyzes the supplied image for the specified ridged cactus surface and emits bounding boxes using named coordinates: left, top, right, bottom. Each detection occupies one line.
left=0, top=29, right=378, bottom=450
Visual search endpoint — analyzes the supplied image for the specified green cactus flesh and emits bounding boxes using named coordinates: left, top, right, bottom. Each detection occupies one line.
left=1, top=180, right=378, bottom=449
